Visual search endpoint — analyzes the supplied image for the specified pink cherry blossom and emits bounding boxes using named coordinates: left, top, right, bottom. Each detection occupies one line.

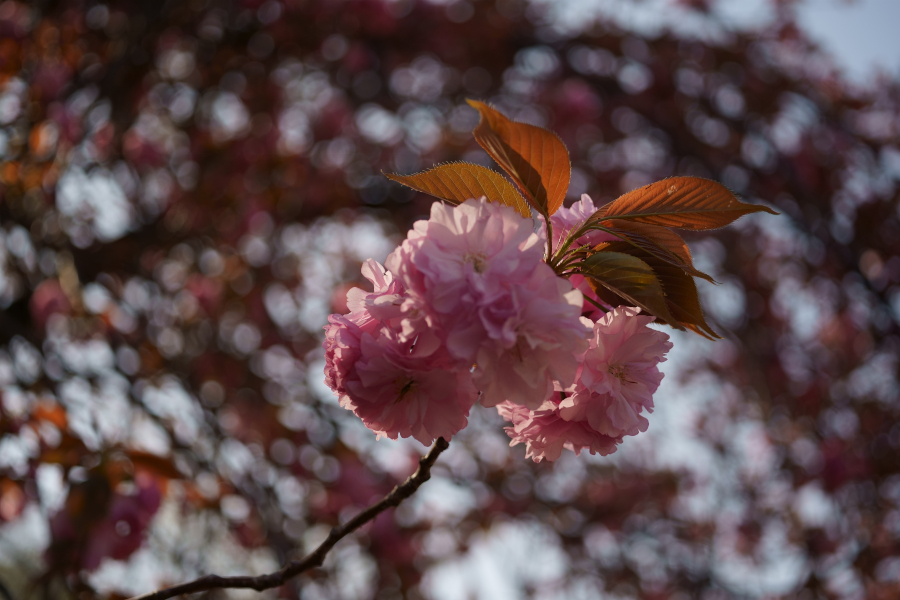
left=386, top=197, right=543, bottom=318
left=381, top=239, right=443, bottom=355
left=326, top=198, right=660, bottom=447
left=342, top=258, right=406, bottom=333
left=540, top=193, right=617, bottom=254
left=497, top=399, right=621, bottom=462
left=558, top=306, right=673, bottom=438
left=474, top=264, right=591, bottom=408
left=342, top=333, right=478, bottom=445
left=326, top=255, right=478, bottom=443
left=324, top=313, right=476, bottom=444
left=383, top=198, right=590, bottom=408
left=325, top=258, right=426, bottom=399
left=323, top=313, right=365, bottom=398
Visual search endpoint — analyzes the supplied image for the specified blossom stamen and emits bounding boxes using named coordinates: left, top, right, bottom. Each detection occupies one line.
left=463, top=251, right=488, bottom=273
left=608, top=364, right=635, bottom=384
left=395, top=378, right=417, bottom=403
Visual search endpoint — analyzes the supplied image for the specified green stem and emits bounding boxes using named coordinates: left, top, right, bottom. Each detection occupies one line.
left=583, top=294, right=609, bottom=313
left=551, top=224, right=583, bottom=266
left=555, top=255, right=584, bottom=273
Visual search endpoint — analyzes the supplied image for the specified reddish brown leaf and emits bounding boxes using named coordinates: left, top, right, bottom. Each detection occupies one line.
left=385, top=162, right=530, bottom=217
left=467, top=99, right=570, bottom=216
left=596, top=176, right=778, bottom=230
left=598, top=241, right=720, bottom=339
left=589, top=280, right=631, bottom=311
left=595, top=220, right=716, bottom=283
left=580, top=251, right=680, bottom=328
left=653, top=262, right=720, bottom=340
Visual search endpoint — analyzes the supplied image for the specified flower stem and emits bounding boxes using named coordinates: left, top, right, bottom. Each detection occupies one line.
left=545, top=216, right=554, bottom=262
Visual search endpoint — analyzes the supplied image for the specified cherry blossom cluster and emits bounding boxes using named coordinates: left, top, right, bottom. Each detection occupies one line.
left=324, top=197, right=672, bottom=461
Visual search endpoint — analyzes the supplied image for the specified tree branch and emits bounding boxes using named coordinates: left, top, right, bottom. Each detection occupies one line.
left=128, top=437, right=451, bottom=600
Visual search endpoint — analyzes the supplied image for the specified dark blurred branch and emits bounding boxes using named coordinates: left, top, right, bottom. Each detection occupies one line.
left=128, top=437, right=450, bottom=600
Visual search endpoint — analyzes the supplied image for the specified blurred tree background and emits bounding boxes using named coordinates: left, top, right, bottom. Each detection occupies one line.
left=0, top=0, right=898, bottom=598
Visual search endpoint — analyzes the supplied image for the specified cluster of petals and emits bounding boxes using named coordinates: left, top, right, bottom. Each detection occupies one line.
left=324, top=259, right=477, bottom=445
left=497, top=306, right=672, bottom=461
left=497, top=399, right=620, bottom=462
left=324, top=198, right=591, bottom=444
left=560, top=306, right=673, bottom=437
left=324, top=196, right=673, bottom=460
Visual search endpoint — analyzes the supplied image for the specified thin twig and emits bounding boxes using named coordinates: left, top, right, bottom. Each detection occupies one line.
left=128, top=438, right=451, bottom=600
